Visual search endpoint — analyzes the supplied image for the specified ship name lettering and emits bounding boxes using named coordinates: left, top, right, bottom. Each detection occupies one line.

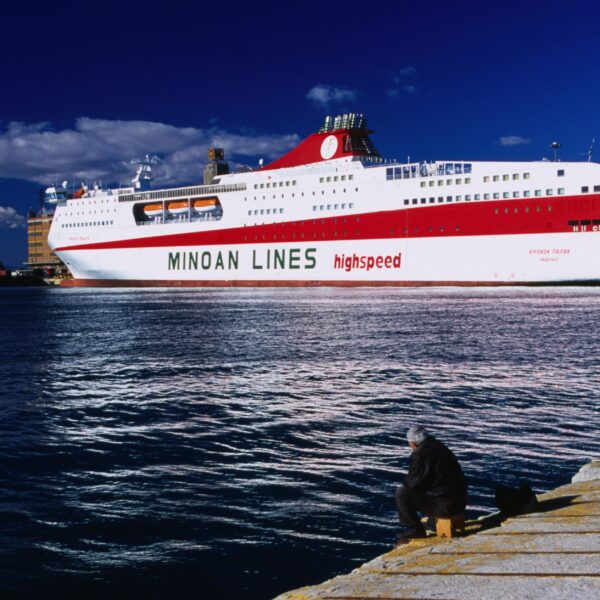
left=333, top=252, right=402, bottom=272
left=168, top=250, right=240, bottom=271
left=252, top=248, right=317, bottom=270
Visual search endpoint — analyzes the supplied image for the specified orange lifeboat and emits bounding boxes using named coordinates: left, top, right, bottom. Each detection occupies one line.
left=193, top=198, right=218, bottom=213
left=167, top=200, right=189, bottom=215
left=144, top=203, right=163, bottom=218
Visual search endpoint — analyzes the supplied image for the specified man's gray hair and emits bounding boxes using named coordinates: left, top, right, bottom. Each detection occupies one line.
left=407, top=425, right=429, bottom=445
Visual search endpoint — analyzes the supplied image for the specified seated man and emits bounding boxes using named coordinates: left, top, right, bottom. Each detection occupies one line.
left=395, top=425, right=467, bottom=540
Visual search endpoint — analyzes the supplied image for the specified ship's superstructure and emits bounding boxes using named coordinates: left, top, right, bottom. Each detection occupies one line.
left=47, top=114, right=600, bottom=286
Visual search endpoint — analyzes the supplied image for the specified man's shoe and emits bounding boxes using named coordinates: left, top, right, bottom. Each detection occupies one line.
left=395, top=528, right=427, bottom=544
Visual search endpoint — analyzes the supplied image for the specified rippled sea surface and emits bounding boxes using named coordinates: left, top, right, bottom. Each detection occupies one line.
left=1, top=287, right=599, bottom=598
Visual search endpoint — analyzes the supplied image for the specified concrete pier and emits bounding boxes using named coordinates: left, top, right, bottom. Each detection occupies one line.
left=276, top=460, right=600, bottom=599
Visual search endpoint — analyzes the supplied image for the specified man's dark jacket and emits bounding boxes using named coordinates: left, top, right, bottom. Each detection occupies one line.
left=405, top=436, right=467, bottom=514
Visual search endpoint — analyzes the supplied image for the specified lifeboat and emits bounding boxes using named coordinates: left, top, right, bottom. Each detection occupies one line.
left=167, top=200, right=189, bottom=215
left=193, top=198, right=219, bottom=213
left=144, top=203, right=163, bottom=218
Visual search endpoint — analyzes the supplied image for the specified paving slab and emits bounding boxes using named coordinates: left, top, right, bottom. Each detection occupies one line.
left=429, top=532, right=600, bottom=553
left=316, top=574, right=600, bottom=600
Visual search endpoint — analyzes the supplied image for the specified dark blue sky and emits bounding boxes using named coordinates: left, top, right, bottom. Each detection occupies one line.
left=1, top=0, right=599, bottom=266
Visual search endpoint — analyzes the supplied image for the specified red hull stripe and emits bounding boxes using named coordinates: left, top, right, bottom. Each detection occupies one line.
left=62, top=279, right=600, bottom=288
left=55, top=194, right=600, bottom=252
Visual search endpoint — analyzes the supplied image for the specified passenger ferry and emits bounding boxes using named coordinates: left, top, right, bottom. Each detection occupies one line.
left=47, top=113, right=600, bottom=286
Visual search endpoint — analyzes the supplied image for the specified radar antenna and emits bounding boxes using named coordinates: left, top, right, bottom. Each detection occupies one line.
left=130, top=154, right=161, bottom=191
left=588, top=138, right=595, bottom=162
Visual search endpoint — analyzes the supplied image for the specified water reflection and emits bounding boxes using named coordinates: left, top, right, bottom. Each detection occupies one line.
left=0, top=287, right=598, bottom=597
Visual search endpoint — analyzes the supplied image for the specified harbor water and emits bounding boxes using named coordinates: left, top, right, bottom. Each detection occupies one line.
left=1, top=287, right=598, bottom=598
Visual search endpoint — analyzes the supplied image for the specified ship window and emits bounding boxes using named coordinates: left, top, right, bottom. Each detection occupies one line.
left=465, top=195, right=471, bottom=201
left=535, top=190, right=542, bottom=196
left=348, top=175, right=353, bottom=180
left=513, top=174, right=519, bottom=180
left=420, top=181, right=426, bottom=188
left=475, top=194, right=481, bottom=200
left=280, top=208, right=284, bottom=213
left=438, top=197, right=443, bottom=203
left=546, top=189, right=553, bottom=195
left=503, top=192, right=509, bottom=199
left=279, top=182, right=284, bottom=187
left=334, top=204, right=338, bottom=209
left=557, top=169, right=565, bottom=177
left=493, top=193, right=500, bottom=199
left=582, top=186, right=589, bottom=192
left=429, top=181, right=435, bottom=187
left=456, top=178, right=462, bottom=185
left=327, top=204, right=331, bottom=209
left=394, top=167, right=402, bottom=179
left=568, top=219, right=578, bottom=226
left=404, top=199, right=409, bottom=205
left=320, top=205, right=324, bottom=210
left=386, top=168, right=393, bottom=180
left=558, top=188, right=565, bottom=195
left=447, top=196, right=452, bottom=202
left=446, top=179, right=452, bottom=185
left=483, top=176, right=490, bottom=182
left=493, top=175, right=499, bottom=182
left=341, top=175, right=346, bottom=181
left=524, top=172, right=530, bottom=179
left=412, top=198, right=418, bottom=205
left=293, top=180, right=297, bottom=185
left=334, top=176, right=339, bottom=182
left=456, top=195, right=462, bottom=201
left=286, top=181, right=290, bottom=186
left=312, top=206, right=316, bottom=211
left=494, top=208, right=499, bottom=215
left=429, top=197, right=435, bottom=203
left=326, top=177, right=331, bottom=182
left=421, top=198, right=426, bottom=204
left=465, top=178, right=471, bottom=184
left=523, top=190, right=531, bottom=197
left=594, top=185, right=600, bottom=192
left=503, top=174, right=509, bottom=181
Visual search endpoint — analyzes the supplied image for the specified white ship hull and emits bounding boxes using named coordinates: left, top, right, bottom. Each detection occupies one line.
left=57, top=232, right=599, bottom=285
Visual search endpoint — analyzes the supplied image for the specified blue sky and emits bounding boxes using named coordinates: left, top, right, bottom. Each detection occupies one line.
left=1, top=0, right=599, bottom=266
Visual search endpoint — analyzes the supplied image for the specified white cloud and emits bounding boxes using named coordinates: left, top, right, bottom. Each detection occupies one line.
left=396, top=66, right=416, bottom=78
left=0, top=206, right=26, bottom=229
left=498, top=135, right=532, bottom=146
left=388, top=67, right=419, bottom=98
left=306, top=84, right=358, bottom=108
left=0, top=118, right=300, bottom=186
